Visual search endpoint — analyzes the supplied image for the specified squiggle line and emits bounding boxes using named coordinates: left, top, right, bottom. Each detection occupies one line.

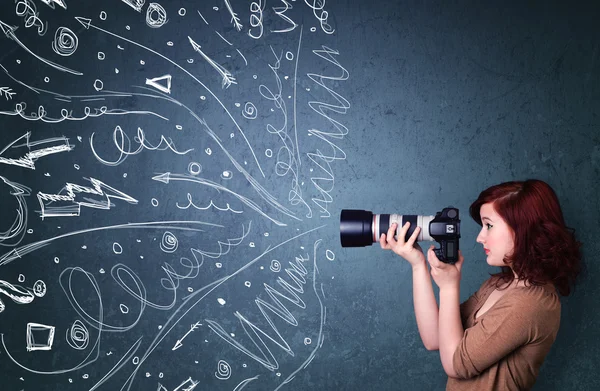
left=73, top=17, right=265, bottom=176
left=305, top=46, right=350, bottom=217
left=176, top=193, right=243, bottom=214
left=0, top=221, right=215, bottom=266
left=89, top=126, right=193, bottom=167
left=0, top=102, right=167, bottom=123
left=205, top=252, right=310, bottom=370
left=259, top=35, right=311, bottom=218
left=15, top=0, right=47, bottom=36
left=1, top=267, right=102, bottom=374
left=118, top=225, right=324, bottom=391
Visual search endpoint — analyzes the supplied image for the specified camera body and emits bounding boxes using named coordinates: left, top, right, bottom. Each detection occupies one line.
left=340, top=207, right=461, bottom=264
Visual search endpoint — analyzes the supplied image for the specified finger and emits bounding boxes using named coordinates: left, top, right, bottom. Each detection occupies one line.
left=427, top=245, right=441, bottom=268
left=379, top=233, right=388, bottom=248
left=386, top=223, right=398, bottom=245
left=398, top=221, right=411, bottom=244
left=406, top=225, right=421, bottom=247
left=455, top=250, right=464, bottom=272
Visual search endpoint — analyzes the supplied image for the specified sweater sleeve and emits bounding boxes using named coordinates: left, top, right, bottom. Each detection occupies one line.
left=452, top=291, right=538, bottom=379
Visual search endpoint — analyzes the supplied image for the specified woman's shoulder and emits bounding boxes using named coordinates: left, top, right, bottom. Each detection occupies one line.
left=507, top=282, right=561, bottom=321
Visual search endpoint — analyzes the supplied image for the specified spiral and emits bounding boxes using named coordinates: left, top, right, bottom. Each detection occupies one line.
left=215, top=360, right=231, bottom=380
left=160, top=231, right=178, bottom=253
left=66, top=320, right=89, bottom=350
left=242, top=102, right=258, bottom=119
left=270, top=259, right=281, bottom=272
left=52, top=27, right=78, bottom=56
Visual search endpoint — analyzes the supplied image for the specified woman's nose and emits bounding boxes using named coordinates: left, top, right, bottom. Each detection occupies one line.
left=476, top=232, right=484, bottom=244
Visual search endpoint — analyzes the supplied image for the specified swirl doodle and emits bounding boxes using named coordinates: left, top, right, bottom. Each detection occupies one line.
left=215, top=360, right=231, bottom=380
left=52, top=27, right=79, bottom=56
left=159, top=231, right=178, bottom=253
left=65, top=320, right=89, bottom=350
left=242, top=102, right=258, bottom=119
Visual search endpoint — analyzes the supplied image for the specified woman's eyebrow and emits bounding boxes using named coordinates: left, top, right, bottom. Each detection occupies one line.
left=481, top=217, right=494, bottom=222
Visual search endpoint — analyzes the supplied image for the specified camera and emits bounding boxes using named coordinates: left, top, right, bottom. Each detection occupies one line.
left=340, top=207, right=461, bottom=264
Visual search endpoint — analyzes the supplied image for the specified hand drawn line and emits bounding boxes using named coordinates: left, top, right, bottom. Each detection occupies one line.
left=0, top=221, right=217, bottom=266
left=0, top=132, right=73, bottom=170
left=40, top=0, right=67, bottom=10
left=0, top=86, right=15, bottom=100
left=74, top=16, right=264, bottom=177
left=188, top=36, right=236, bottom=88
left=152, top=172, right=286, bottom=226
left=118, top=224, right=326, bottom=391
left=0, top=176, right=30, bottom=247
left=1, top=267, right=103, bottom=374
left=88, top=86, right=299, bottom=224
left=223, top=0, right=243, bottom=31
left=0, top=20, right=82, bottom=75
left=172, top=321, right=201, bottom=351
left=37, top=177, right=138, bottom=219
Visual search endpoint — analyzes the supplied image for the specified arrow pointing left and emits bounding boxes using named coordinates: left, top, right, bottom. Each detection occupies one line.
left=0, top=132, right=74, bottom=170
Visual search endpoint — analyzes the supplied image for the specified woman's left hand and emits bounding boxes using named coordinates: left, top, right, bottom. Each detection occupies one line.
left=426, top=246, right=464, bottom=290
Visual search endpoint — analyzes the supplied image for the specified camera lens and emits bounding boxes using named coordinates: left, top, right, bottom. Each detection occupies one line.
left=340, top=209, right=373, bottom=247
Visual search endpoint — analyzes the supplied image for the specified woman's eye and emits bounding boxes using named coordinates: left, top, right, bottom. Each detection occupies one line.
left=486, top=223, right=493, bottom=230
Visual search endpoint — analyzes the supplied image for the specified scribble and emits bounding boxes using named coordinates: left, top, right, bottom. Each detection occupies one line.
left=37, top=177, right=139, bottom=218
left=40, top=0, right=68, bottom=10
left=272, top=0, right=298, bottom=33
left=89, top=126, right=193, bottom=167
left=65, top=320, right=89, bottom=350
left=0, top=20, right=80, bottom=74
left=0, top=132, right=74, bottom=170
left=146, top=3, right=168, bottom=28
left=15, top=0, right=47, bottom=36
left=121, top=0, right=145, bottom=12
left=52, top=27, right=78, bottom=56
left=249, top=0, right=265, bottom=39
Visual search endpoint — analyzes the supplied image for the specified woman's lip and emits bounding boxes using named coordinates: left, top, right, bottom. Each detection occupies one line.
left=485, top=249, right=490, bottom=254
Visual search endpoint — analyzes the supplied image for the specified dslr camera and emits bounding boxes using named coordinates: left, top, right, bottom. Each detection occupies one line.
left=340, top=207, right=461, bottom=264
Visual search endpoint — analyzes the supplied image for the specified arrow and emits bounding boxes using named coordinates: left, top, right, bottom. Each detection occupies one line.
left=152, top=172, right=288, bottom=226
left=172, top=322, right=201, bottom=351
left=37, top=177, right=138, bottom=218
left=0, top=20, right=82, bottom=75
left=0, top=132, right=74, bottom=170
left=40, top=0, right=67, bottom=9
left=73, top=16, right=265, bottom=177
left=187, top=35, right=237, bottom=89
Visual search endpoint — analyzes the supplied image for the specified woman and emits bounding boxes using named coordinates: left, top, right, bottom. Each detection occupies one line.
left=380, top=179, right=582, bottom=390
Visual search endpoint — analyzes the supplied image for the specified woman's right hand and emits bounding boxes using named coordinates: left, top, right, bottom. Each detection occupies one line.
left=379, top=221, right=426, bottom=268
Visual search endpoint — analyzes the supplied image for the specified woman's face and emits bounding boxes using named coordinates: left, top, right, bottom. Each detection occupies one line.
left=476, top=203, right=515, bottom=267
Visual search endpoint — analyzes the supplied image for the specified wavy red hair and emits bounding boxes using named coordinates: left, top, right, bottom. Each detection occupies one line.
left=469, top=179, right=582, bottom=296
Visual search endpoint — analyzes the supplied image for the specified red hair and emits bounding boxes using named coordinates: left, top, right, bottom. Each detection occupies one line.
left=469, top=179, right=582, bottom=296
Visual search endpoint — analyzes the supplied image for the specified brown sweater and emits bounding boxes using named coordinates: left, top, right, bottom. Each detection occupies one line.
left=446, top=276, right=561, bottom=391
